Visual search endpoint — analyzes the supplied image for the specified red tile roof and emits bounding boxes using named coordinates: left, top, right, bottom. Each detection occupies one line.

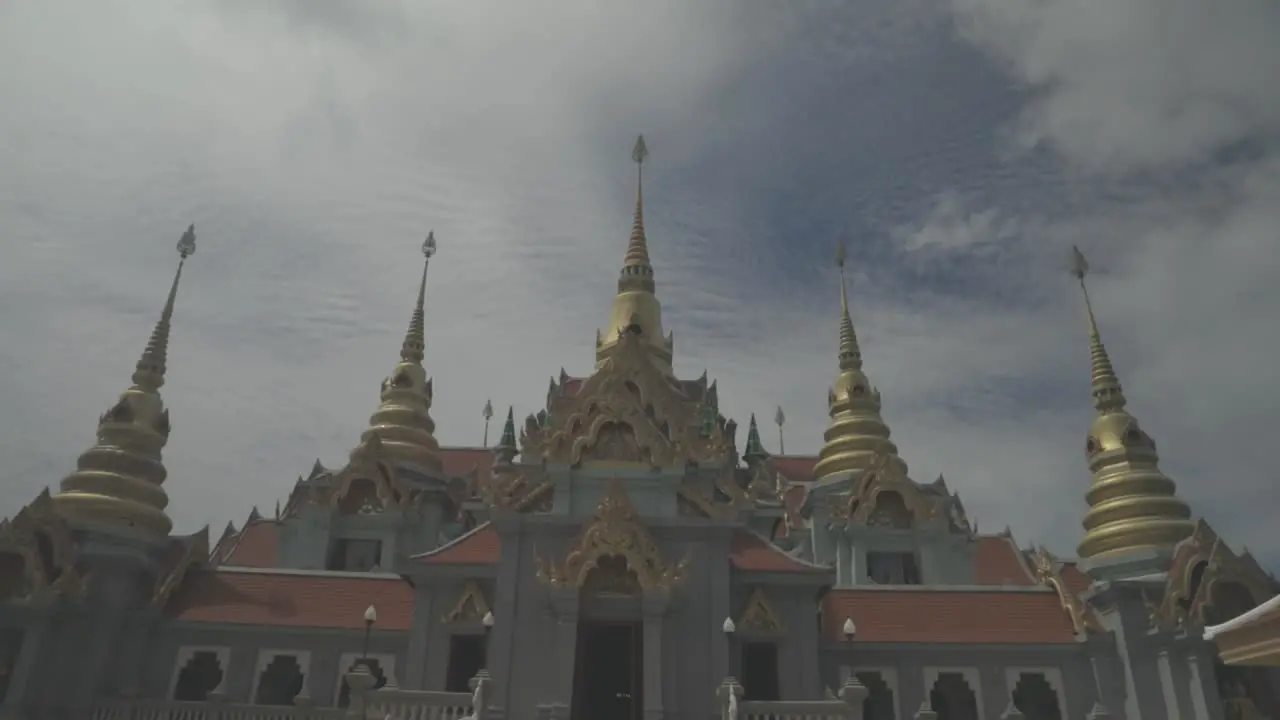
left=730, top=529, right=829, bottom=574
left=216, top=519, right=280, bottom=568
left=413, top=523, right=501, bottom=565
left=440, top=447, right=494, bottom=479
left=769, top=455, right=818, bottom=482
left=167, top=568, right=414, bottom=630
left=973, top=535, right=1037, bottom=586
left=823, top=588, right=1079, bottom=644
left=1058, top=561, right=1093, bottom=596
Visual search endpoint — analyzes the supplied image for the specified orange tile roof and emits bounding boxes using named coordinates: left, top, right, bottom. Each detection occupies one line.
left=731, top=529, right=830, bottom=573
left=217, top=519, right=280, bottom=568
left=167, top=568, right=414, bottom=630
left=413, top=523, right=501, bottom=565
left=440, top=447, right=494, bottom=479
left=769, top=455, right=818, bottom=482
left=823, top=588, right=1079, bottom=644
left=1058, top=561, right=1093, bottom=596
left=973, top=535, right=1037, bottom=586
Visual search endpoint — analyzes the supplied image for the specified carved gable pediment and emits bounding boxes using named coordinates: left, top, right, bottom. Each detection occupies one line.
left=737, top=587, right=786, bottom=635
left=441, top=581, right=491, bottom=624
left=1029, top=547, right=1101, bottom=635
left=822, top=453, right=941, bottom=528
left=152, top=528, right=210, bottom=608
left=1152, top=520, right=1274, bottom=629
left=0, top=490, right=85, bottom=605
left=521, top=334, right=734, bottom=469
left=535, top=481, right=689, bottom=591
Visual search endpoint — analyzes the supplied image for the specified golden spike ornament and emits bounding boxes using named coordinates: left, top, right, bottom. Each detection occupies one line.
left=598, top=134, right=672, bottom=373
left=52, top=225, right=198, bottom=540
left=1070, top=247, right=1193, bottom=563
left=343, top=233, right=444, bottom=485
left=812, top=240, right=908, bottom=482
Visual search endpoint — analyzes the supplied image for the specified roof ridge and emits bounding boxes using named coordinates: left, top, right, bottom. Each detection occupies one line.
left=738, top=527, right=829, bottom=571
left=829, top=585, right=1057, bottom=594
left=211, top=566, right=407, bottom=580
left=215, top=515, right=280, bottom=565
left=411, top=520, right=494, bottom=560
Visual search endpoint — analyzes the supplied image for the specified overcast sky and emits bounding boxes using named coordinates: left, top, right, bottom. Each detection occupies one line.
left=2, top=0, right=1277, bottom=569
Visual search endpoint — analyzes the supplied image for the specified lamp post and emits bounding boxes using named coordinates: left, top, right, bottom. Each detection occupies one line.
left=361, top=605, right=377, bottom=665
left=482, top=611, right=495, bottom=669
left=722, top=616, right=737, bottom=680
left=346, top=605, right=379, bottom=719
left=718, top=617, right=743, bottom=720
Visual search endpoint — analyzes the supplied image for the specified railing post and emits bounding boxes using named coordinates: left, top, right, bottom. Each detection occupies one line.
left=470, top=669, right=492, bottom=720
left=716, top=677, right=744, bottom=720
left=1001, top=702, right=1025, bottom=719
left=837, top=674, right=869, bottom=720
left=346, top=664, right=378, bottom=719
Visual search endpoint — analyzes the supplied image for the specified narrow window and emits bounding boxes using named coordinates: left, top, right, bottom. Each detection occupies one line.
left=326, top=539, right=383, bottom=572
left=445, top=635, right=486, bottom=693
left=172, top=650, right=224, bottom=701
left=740, top=642, right=780, bottom=702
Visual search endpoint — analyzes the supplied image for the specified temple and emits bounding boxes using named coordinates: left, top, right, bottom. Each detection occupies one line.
left=1, top=139, right=1278, bottom=720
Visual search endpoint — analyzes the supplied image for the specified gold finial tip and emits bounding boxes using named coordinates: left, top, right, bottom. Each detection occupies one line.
left=177, top=224, right=196, bottom=258
left=1070, top=245, right=1089, bottom=279
left=835, top=240, right=847, bottom=268
left=422, top=231, right=437, bottom=258
left=632, top=135, right=649, bottom=164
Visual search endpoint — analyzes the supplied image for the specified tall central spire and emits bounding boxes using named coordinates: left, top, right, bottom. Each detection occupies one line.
left=596, top=135, right=673, bottom=372
left=53, top=225, right=198, bottom=540
left=353, top=233, right=443, bottom=476
left=813, top=241, right=906, bottom=482
left=1070, top=248, right=1193, bottom=571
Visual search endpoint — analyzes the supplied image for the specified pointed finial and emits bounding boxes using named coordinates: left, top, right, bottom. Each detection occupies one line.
left=622, top=136, right=653, bottom=271
left=632, top=135, right=649, bottom=165
left=1070, top=246, right=1126, bottom=412
left=131, top=224, right=197, bottom=391
left=744, top=413, right=768, bottom=463
left=834, top=240, right=861, bottom=371
left=401, top=233, right=435, bottom=364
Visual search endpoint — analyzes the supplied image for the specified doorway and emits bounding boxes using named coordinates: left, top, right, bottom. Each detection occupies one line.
left=571, top=621, right=643, bottom=720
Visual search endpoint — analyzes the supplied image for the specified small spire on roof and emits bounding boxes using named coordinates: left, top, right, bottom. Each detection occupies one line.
left=744, top=414, right=769, bottom=464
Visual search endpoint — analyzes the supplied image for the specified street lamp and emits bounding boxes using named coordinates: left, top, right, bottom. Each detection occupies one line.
left=362, top=605, right=377, bottom=663
left=482, top=611, right=495, bottom=668
left=842, top=617, right=856, bottom=644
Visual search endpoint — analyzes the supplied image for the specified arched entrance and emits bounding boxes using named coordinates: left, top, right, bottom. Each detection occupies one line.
left=571, top=555, right=644, bottom=720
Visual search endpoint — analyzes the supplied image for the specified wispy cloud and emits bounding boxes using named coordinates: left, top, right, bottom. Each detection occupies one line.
left=1, top=0, right=1277, bottom=570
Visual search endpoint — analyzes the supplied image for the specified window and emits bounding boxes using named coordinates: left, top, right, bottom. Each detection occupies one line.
left=866, top=552, right=921, bottom=585
left=169, top=647, right=229, bottom=702
left=326, top=539, right=383, bottom=572
left=740, top=642, right=780, bottom=702
left=445, top=635, right=487, bottom=693
left=252, top=654, right=306, bottom=706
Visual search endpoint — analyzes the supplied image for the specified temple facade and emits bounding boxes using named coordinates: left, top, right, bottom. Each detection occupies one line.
left=1, top=139, right=1278, bottom=720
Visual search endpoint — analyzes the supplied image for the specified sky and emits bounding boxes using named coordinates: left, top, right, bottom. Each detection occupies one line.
left=1, top=0, right=1278, bottom=570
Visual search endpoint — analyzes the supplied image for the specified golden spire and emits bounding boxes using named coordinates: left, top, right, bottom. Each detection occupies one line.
left=353, top=233, right=443, bottom=475
left=812, top=241, right=907, bottom=482
left=596, top=135, right=673, bottom=372
left=1070, top=247, right=1193, bottom=564
left=53, top=224, right=198, bottom=540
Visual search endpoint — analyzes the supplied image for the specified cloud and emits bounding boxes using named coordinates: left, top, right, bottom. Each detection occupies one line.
left=1, top=0, right=1277, bottom=576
